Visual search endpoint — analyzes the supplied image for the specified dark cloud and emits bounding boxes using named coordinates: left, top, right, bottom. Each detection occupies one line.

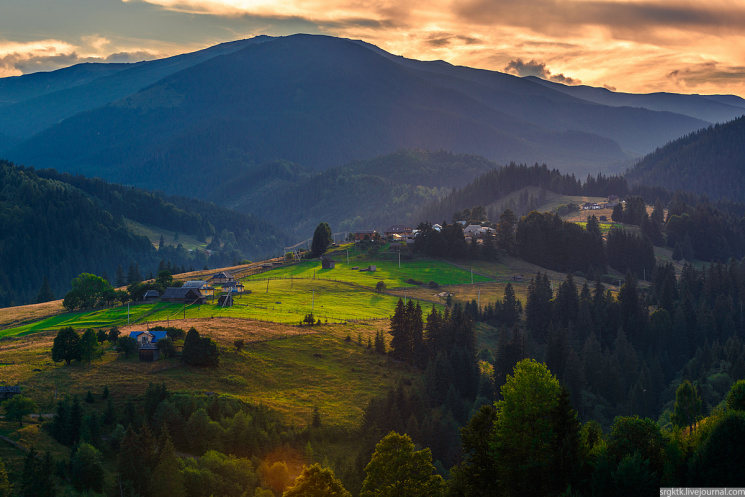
left=425, top=33, right=481, bottom=48
left=0, top=49, right=159, bottom=75
left=105, top=51, right=160, bottom=63
left=667, top=62, right=745, bottom=88
left=456, top=0, right=745, bottom=39
left=504, top=58, right=581, bottom=85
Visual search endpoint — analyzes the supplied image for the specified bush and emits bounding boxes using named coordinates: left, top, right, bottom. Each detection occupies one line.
left=116, top=336, right=138, bottom=358
left=157, top=337, right=177, bottom=358
left=221, top=375, right=248, bottom=387
left=183, top=328, right=220, bottom=367
left=428, top=281, right=440, bottom=289
left=406, top=278, right=423, bottom=285
left=375, top=281, right=386, bottom=292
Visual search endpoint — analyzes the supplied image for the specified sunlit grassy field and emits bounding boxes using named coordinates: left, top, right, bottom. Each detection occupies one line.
left=245, top=257, right=492, bottom=289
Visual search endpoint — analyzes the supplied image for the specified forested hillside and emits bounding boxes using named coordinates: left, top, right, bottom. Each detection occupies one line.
left=627, top=115, right=745, bottom=201
left=414, top=162, right=629, bottom=223
left=221, top=150, right=498, bottom=235
left=0, top=161, right=286, bottom=307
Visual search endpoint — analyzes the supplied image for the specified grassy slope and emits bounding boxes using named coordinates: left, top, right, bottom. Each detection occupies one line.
left=0, top=318, right=409, bottom=429
left=123, top=218, right=208, bottom=250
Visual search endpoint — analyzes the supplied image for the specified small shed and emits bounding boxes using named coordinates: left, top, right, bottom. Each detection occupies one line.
left=512, top=274, right=524, bottom=282
left=217, top=294, right=234, bottom=307
left=143, top=290, right=160, bottom=301
left=0, top=386, right=21, bottom=401
left=322, top=257, right=336, bottom=269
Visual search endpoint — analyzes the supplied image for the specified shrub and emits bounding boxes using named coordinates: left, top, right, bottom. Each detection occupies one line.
left=183, top=328, right=220, bottom=367
left=428, top=281, right=440, bottom=289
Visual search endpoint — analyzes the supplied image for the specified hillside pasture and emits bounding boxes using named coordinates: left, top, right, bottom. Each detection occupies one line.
left=0, top=318, right=407, bottom=428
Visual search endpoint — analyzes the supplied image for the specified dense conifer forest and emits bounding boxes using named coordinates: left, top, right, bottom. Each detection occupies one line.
left=627, top=115, right=745, bottom=201
left=0, top=160, right=287, bottom=307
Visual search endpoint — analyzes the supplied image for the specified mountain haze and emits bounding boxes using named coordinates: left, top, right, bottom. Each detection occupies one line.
left=1, top=34, right=730, bottom=201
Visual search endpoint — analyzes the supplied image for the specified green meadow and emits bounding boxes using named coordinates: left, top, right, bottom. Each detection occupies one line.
left=245, top=256, right=492, bottom=289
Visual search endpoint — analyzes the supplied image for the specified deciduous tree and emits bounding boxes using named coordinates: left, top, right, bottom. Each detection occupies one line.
left=2, top=395, right=37, bottom=427
left=283, top=464, right=351, bottom=497
left=52, top=326, right=80, bottom=365
left=360, top=431, right=444, bottom=497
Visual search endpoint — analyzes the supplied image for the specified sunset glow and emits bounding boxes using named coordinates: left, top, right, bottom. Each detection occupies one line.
left=1, top=0, right=745, bottom=96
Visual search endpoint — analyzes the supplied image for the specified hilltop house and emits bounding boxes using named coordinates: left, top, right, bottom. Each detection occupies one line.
left=128, top=330, right=168, bottom=362
left=161, top=287, right=206, bottom=304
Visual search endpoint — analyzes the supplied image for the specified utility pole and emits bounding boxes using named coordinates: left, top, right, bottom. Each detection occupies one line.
left=398, top=252, right=401, bottom=269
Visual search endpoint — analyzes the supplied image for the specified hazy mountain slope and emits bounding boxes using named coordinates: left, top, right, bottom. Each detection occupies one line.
left=626, top=116, right=745, bottom=201
left=0, top=62, right=130, bottom=106
left=0, top=37, right=269, bottom=142
left=2, top=33, right=728, bottom=201
left=389, top=59, right=709, bottom=157
left=219, top=150, right=500, bottom=235
left=526, top=76, right=745, bottom=124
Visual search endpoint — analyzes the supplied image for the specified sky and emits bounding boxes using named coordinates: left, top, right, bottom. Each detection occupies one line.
left=2, top=0, right=745, bottom=97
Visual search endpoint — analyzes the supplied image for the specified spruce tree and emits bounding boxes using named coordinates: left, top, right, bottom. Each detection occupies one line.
left=389, top=299, right=411, bottom=363
left=148, top=430, right=185, bottom=497
left=36, top=276, right=55, bottom=303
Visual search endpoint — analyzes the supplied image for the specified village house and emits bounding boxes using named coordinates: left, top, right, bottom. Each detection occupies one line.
left=183, top=281, right=215, bottom=298
left=221, top=281, right=245, bottom=294
left=322, top=257, right=336, bottom=269
left=353, top=230, right=378, bottom=241
left=384, top=225, right=413, bottom=240
left=207, top=272, right=236, bottom=286
left=161, top=287, right=207, bottom=304
left=143, top=289, right=160, bottom=301
left=0, top=386, right=21, bottom=401
left=128, top=330, right=168, bottom=361
left=583, top=202, right=602, bottom=210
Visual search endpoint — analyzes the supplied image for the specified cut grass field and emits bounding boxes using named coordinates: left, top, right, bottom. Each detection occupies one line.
left=245, top=256, right=492, bottom=289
